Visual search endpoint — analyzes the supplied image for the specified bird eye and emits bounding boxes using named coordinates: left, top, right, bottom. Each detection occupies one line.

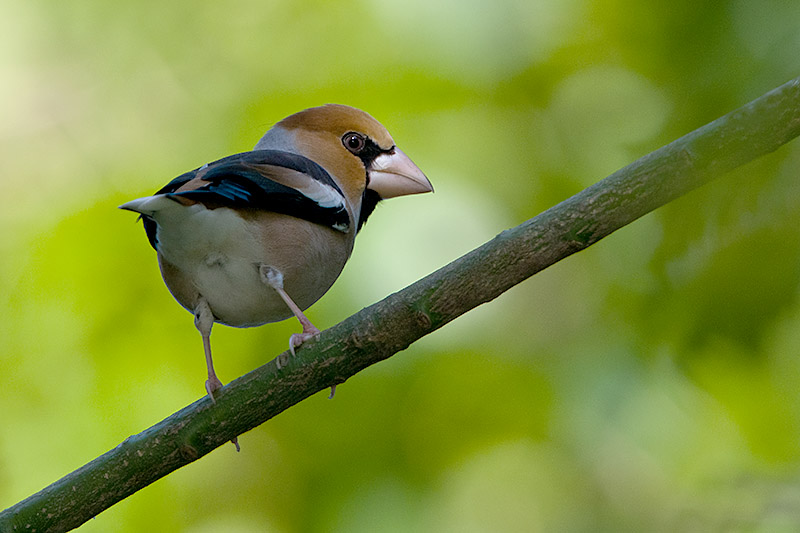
left=342, top=132, right=366, bottom=154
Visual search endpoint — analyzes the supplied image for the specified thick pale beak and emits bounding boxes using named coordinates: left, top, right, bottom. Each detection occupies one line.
left=367, top=147, right=433, bottom=198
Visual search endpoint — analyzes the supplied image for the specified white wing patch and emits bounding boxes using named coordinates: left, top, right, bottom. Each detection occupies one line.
left=294, top=179, right=347, bottom=210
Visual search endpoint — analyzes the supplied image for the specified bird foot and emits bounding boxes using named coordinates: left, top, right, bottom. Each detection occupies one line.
left=205, top=375, right=224, bottom=403
left=204, top=376, right=241, bottom=451
left=288, top=326, right=321, bottom=356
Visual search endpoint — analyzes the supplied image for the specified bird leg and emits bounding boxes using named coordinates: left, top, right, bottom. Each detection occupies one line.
left=259, top=265, right=321, bottom=355
left=194, top=298, right=240, bottom=451
left=258, top=265, right=335, bottom=398
left=194, top=298, right=223, bottom=400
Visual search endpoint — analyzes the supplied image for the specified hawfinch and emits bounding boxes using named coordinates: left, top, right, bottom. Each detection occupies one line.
left=121, top=104, right=433, bottom=403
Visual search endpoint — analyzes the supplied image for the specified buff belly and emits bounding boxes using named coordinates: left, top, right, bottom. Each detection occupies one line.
left=152, top=203, right=352, bottom=327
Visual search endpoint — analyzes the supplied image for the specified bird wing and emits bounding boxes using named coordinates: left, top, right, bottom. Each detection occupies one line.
left=177, top=149, right=350, bottom=221
left=137, top=150, right=352, bottom=250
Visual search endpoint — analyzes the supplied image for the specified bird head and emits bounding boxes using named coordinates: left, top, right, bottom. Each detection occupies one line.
left=255, top=104, right=433, bottom=229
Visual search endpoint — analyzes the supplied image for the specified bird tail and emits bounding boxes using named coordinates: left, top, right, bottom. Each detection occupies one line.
left=118, top=195, right=174, bottom=216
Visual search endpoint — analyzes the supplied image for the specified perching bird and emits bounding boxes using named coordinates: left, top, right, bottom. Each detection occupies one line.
left=121, top=104, right=433, bottom=403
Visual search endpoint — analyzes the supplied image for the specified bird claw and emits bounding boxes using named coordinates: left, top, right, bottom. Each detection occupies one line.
left=204, top=377, right=240, bottom=451
left=288, top=328, right=321, bottom=356
left=285, top=328, right=336, bottom=399
left=205, top=376, right=224, bottom=403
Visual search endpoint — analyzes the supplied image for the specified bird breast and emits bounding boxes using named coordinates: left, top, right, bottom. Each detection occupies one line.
left=154, top=203, right=353, bottom=327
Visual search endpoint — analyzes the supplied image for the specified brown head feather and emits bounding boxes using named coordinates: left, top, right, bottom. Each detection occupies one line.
left=271, top=104, right=397, bottom=218
left=277, top=104, right=395, bottom=149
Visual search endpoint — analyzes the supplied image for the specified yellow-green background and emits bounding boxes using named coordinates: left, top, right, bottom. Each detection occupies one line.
left=3, top=0, right=800, bottom=530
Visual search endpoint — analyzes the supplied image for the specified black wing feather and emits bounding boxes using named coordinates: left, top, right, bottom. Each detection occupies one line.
left=143, top=150, right=351, bottom=250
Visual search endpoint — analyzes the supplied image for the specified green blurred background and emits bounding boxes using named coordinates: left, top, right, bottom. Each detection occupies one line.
left=3, top=0, right=800, bottom=530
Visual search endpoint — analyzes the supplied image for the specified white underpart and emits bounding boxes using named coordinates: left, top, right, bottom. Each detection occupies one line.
left=122, top=194, right=287, bottom=326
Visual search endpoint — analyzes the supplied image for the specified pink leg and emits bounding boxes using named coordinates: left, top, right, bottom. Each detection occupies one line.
left=259, top=265, right=320, bottom=355
left=276, top=287, right=321, bottom=355
left=194, top=298, right=240, bottom=452
left=194, top=299, right=223, bottom=399
left=260, top=265, right=335, bottom=398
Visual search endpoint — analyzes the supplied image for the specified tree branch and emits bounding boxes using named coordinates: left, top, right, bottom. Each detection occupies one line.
left=4, top=76, right=800, bottom=532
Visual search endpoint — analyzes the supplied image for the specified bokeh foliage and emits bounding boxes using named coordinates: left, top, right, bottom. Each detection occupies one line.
left=2, top=0, right=800, bottom=530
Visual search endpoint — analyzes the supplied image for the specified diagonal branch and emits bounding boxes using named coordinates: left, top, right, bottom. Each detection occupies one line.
left=4, top=76, right=800, bottom=532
